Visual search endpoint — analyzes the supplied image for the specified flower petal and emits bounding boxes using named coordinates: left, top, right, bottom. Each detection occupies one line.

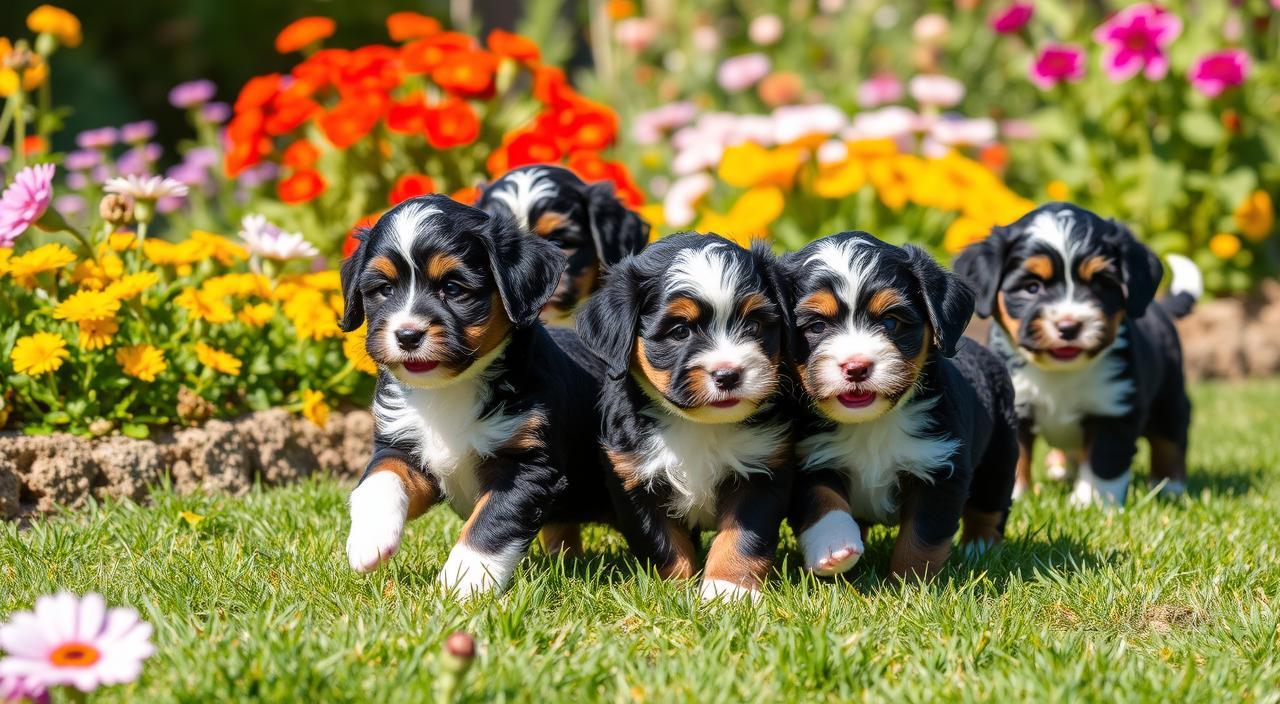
left=75, top=593, right=107, bottom=641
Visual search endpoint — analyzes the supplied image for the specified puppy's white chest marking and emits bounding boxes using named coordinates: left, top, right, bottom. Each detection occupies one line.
left=798, top=397, right=959, bottom=524
left=635, top=410, right=787, bottom=529
left=1011, top=341, right=1133, bottom=450
left=373, top=374, right=529, bottom=516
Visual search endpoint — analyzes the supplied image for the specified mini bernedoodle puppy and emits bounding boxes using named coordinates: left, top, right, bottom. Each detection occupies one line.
left=339, top=195, right=613, bottom=598
left=477, top=165, right=649, bottom=326
left=782, top=232, right=1019, bottom=580
left=576, top=233, right=794, bottom=601
left=954, top=202, right=1202, bottom=506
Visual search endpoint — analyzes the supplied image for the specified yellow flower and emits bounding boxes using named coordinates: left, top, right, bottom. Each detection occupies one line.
left=718, top=143, right=803, bottom=190
left=178, top=510, right=206, bottom=527
left=11, top=332, right=69, bottom=376
left=143, top=239, right=206, bottom=267
left=6, top=244, right=77, bottom=287
left=0, top=39, right=49, bottom=96
left=202, top=272, right=271, bottom=299
left=27, top=5, right=82, bottom=47
left=301, top=270, right=341, bottom=291
left=1234, top=190, right=1273, bottom=242
left=0, top=249, right=12, bottom=277
left=71, top=255, right=125, bottom=290
left=175, top=287, right=234, bottom=324
left=696, top=187, right=785, bottom=246
left=343, top=324, right=378, bottom=375
left=104, top=271, right=160, bottom=300
left=238, top=302, right=276, bottom=327
left=189, top=230, right=249, bottom=265
left=78, top=318, right=118, bottom=350
left=636, top=203, right=665, bottom=231
left=868, top=155, right=922, bottom=211
left=301, top=389, right=330, bottom=428
left=1209, top=232, right=1242, bottom=259
left=812, top=159, right=867, bottom=199
left=944, top=217, right=992, bottom=255
left=285, top=289, right=342, bottom=340
left=115, top=344, right=167, bottom=382
left=53, top=289, right=121, bottom=323
left=1046, top=180, right=1071, bottom=201
left=194, top=342, right=242, bottom=376
left=845, top=138, right=899, bottom=160
left=108, top=232, right=138, bottom=251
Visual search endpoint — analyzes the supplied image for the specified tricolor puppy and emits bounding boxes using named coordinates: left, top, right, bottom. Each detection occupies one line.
left=477, top=165, right=649, bottom=326
left=783, top=232, right=1018, bottom=580
left=954, top=202, right=1201, bottom=506
left=339, top=195, right=613, bottom=598
left=576, top=233, right=793, bottom=602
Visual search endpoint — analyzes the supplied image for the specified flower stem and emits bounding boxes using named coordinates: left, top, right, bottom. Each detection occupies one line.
left=12, top=88, right=27, bottom=171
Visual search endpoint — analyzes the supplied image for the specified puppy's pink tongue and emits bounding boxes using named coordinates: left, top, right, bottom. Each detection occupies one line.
left=711, top=399, right=740, bottom=408
left=403, top=360, right=439, bottom=373
left=837, top=391, right=876, bottom=409
left=1048, top=347, right=1082, bottom=361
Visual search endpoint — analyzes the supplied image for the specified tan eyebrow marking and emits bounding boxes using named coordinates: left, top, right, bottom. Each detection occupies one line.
left=369, top=255, right=398, bottom=280
left=867, top=289, right=906, bottom=317
left=634, top=338, right=671, bottom=394
left=1078, top=255, right=1114, bottom=281
left=426, top=253, right=463, bottom=280
left=664, top=296, right=700, bottom=321
left=1024, top=255, right=1053, bottom=280
left=535, top=211, right=568, bottom=237
left=797, top=289, right=838, bottom=318
left=738, top=292, right=769, bottom=317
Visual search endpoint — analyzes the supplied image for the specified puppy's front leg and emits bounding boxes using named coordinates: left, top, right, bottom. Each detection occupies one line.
left=1011, top=421, right=1035, bottom=499
left=438, top=463, right=548, bottom=599
left=1070, top=419, right=1140, bottom=507
left=791, top=468, right=863, bottom=576
left=701, top=473, right=789, bottom=602
left=347, top=449, right=440, bottom=572
left=605, top=452, right=698, bottom=580
left=890, top=474, right=967, bottom=581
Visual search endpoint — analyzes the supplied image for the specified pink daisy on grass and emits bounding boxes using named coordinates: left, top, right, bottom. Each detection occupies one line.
left=1188, top=49, right=1250, bottom=98
left=0, top=592, right=154, bottom=693
left=1, top=164, right=56, bottom=248
left=1093, top=3, right=1182, bottom=81
left=1029, top=43, right=1087, bottom=90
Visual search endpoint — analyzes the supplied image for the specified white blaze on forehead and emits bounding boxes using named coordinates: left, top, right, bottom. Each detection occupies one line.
left=669, top=243, right=742, bottom=334
left=489, top=167, right=557, bottom=231
left=805, top=238, right=874, bottom=328
left=1027, top=209, right=1088, bottom=298
left=389, top=204, right=441, bottom=313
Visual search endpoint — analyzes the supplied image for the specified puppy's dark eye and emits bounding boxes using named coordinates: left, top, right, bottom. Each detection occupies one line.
left=1023, top=281, right=1042, bottom=295
left=669, top=323, right=691, bottom=341
left=441, top=281, right=464, bottom=297
left=742, top=319, right=761, bottom=336
left=378, top=284, right=394, bottom=298
left=883, top=317, right=899, bottom=332
left=806, top=321, right=827, bottom=335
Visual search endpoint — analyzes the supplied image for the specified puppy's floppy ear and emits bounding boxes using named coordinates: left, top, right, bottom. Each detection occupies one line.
left=577, top=255, right=644, bottom=379
left=1115, top=222, right=1163, bottom=318
left=750, top=240, right=792, bottom=328
left=477, top=213, right=567, bottom=327
left=585, top=181, right=649, bottom=267
left=952, top=225, right=1016, bottom=319
left=905, top=245, right=975, bottom=358
left=338, top=228, right=371, bottom=333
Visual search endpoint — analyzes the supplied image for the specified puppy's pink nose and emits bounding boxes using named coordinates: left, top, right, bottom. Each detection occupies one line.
left=840, top=357, right=874, bottom=383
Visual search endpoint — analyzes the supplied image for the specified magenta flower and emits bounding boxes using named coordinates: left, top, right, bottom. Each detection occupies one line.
left=120, top=121, right=157, bottom=144
left=74, top=127, right=118, bottom=150
left=991, top=2, right=1034, bottom=34
left=1029, top=43, right=1086, bottom=89
left=0, top=593, right=154, bottom=693
left=168, top=79, right=216, bottom=109
left=200, top=102, right=231, bottom=124
left=1188, top=49, right=1250, bottom=98
left=0, top=672, right=48, bottom=704
left=857, top=73, right=904, bottom=108
left=717, top=53, right=771, bottom=92
left=1093, top=3, right=1183, bottom=81
left=0, top=164, right=56, bottom=248
left=63, top=150, right=101, bottom=171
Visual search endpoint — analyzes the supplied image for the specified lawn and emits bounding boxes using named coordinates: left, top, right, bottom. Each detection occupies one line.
left=3, top=379, right=1279, bottom=703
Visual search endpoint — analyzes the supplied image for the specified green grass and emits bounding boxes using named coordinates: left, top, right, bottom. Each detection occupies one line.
left=4, top=380, right=1280, bottom=703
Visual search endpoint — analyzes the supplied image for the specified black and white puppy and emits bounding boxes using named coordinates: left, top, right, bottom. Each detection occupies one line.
left=783, top=232, right=1018, bottom=580
left=477, top=165, right=649, bottom=326
left=339, top=195, right=613, bottom=598
left=577, top=233, right=793, bottom=601
left=954, top=202, right=1201, bottom=506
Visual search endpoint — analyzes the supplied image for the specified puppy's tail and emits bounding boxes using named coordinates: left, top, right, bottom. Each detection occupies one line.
left=1158, top=254, right=1202, bottom=319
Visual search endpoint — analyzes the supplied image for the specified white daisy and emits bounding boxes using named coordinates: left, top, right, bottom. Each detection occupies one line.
left=239, top=214, right=320, bottom=260
left=102, top=175, right=190, bottom=201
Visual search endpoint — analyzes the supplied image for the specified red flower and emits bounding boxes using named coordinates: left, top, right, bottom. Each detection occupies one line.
left=390, top=173, right=437, bottom=205
left=224, top=137, right=270, bottom=177
left=226, top=109, right=265, bottom=144
left=264, top=97, right=319, bottom=135
left=277, top=169, right=327, bottom=203
left=431, top=50, right=499, bottom=99
left=282, top=140, right=321, bottom=169
left=276, top=17, right=336, bottom=54
left=344, top=214, right=380, bottom=258
left=401, top=32, right=475, bottom=74
left=539, top=98, right=617, bottom=151
left=533, top=66, right=577, bottom=107
left=487, top=130, right=562, bottom=177
left=487, top=29, right=540, bottom=64
left=337, top=45, right=401, bottom=96
left=235, top=74, right=282, bottom=113
left=566, top=152, right=644, bottom=207
left=450, top=185, right=481, bottom=205
left=424, top=97, right=480, bottom=149
left=293, top=48, right=350, bottom=88
left=23, top=135, right=48, bottom=156
left=387, top=93, right=429, bottom=134
left=318, top=95, right=386, bottom=148
left=387, top=12, right=441, bottom=42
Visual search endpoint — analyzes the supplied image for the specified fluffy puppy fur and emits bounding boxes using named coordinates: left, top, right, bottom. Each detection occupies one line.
left=954, top=202, right=1201, bottom=506
left=782, top=232, right=1018, bottom=580
left=339, top=195, right=613, bottom=598
left=477, top=165, right=649, bottom=326
left=577, top=233, right=794, bottom=601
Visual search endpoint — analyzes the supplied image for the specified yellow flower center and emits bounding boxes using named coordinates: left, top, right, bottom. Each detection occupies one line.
left=49, top=642, right=101, bottom=667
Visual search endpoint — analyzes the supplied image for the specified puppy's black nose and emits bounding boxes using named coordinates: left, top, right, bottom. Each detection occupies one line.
left=711, top=368, right=742, bottom=390
left=395, top=328, right=426, bottom=351
left=841, top=358, right=874, bottom=383
left=1055, top=320, right=1082, bottom=341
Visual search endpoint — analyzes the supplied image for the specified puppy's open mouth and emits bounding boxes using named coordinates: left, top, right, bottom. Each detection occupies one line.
left=836, top=390, right=877, bottom=409
left=402, top=360, right=440, bottom=374
left=710, top=399, right=740, bottom=409
left=1046, top=346, right=1083, bottom=361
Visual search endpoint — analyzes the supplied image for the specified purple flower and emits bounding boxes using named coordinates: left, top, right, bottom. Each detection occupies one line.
left=200, top=102, right=231, bottom=124
left=991, top=2, right=1034, bottom=34
left=166, top=162, right=209, bottom=188
left=857, top=73, right=904, bottom=108
left=716, top=53, right=771, bottom=92
left=236, top=162, right=278, bottom=188
left=0, top=671, right=49, bottom=704
left=0, top=164, right=56, bottom=248
left=55, top=194, right=86, bottom=216
left=1029, top=43, right=1086, bottom=90
left=90, top=165, right=112, bottom=184
left=64, top=149, right=101, bottom=171
left=116, top=144, right=163, bottom=176
left=182, top=146, right=220, bottom=170
left=168, top=79, right=217, bottom=109
left=75, top=127, right=119, bottom=150
left=120, top=121, right=157, bottom=144
left=66, top=172, right=89, bottom=190
left=1093, top=3, right=1182, bottom=81
left=1188, top=49, right=1250, bottom=98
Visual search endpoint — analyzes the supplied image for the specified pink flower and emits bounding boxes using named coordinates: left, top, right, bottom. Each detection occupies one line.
left=239, top=214, right=319, bottom=260
left=0, top=593, right=154, bottom=693
left=1093, top=3, right=1183, bottom=81
left=631, top=102, right=698, bottom=145
left=1188, top=49, right=1250, bottom=98
left=0, top=672, right=48, bottom=704
left=614, top=18, right=658, bottom=52
left=909, top=74, right=965, bottom=108
left=717, top=53, right=771, bottom=92
left=664, top=173, right=714, bottom=228
left=991, top=2, right=1034, bottom=34
left=0, top=164, right=56, bottom=248
left=857, top=73, right=904, bottom=108
left=1029, top=43, right=1086, bottom=89
left=748, top=14, right=784, bottom=46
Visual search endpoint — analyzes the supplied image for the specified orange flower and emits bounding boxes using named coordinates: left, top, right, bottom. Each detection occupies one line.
left=292, top=48, right=349, bottom=88
left=607, top=0, right=637, bottom=19
left=282, top=140, right=320, bottom=169
left=387, top=12, right=441, bottom=42
left=223, top=137, right=270, bottom=178
left=533, top=65, right=576, bottom=106
left=275, top=16, right=336, bottom=54
left=567, top=152, right=644, bottom=208
left=235, top=74, right=282, bottom=113
left=487, top=130, right=562, bottom=177
left=390, top=174, right=437, bottom=205
left=344, top=214, right=379, bottom=258
left=487, top=29, right=540, bottom=64
left=318, top=96, right=384, bottom=149
left=432, top=50, right=499, bottom=99
left=424, top=97, right=480, bottom=149
left=23, top=135, right=47, bottom=156
left=263, top=97, right=319, bottom=135
left=386, top=92, right=428, bottom=134
left=450, top=186, right=481, bottom=205
left=277, top=169, right=326, bottom=203
left=338, top=45, right=401, bottom=95
left=540, top=99, right=617, bottom=151
left=401, top=32, right=475, bottom=74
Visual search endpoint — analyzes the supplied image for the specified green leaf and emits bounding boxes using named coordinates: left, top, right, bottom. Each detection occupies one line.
left=1177, top=111, right=1225, bottom=148
left=45, top=411, right=72, bottom=426
left=121, top=423, right=151, bottom=439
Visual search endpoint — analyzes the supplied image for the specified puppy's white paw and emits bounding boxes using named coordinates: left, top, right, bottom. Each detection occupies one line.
left=346, top=472, right=409, bottom=572
left=1069, top=466, right=1130, bottom=508
left=438, top=543, right=522, bottom=600
left=1011, top=480, right=1030, bottom=500
left=800, top=511, right=864, bottom=576
left=699, top=579, right=761, bottom=603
